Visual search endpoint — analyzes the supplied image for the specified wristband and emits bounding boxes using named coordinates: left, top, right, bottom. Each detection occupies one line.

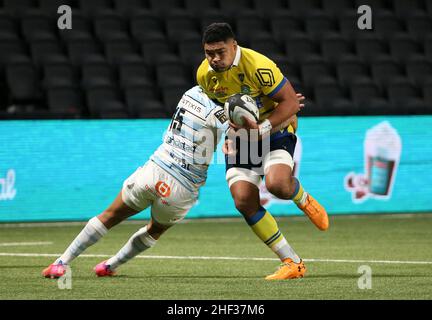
left=258, top=119, right=272, bottom=136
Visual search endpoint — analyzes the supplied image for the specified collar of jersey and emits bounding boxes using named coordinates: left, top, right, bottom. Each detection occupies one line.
left=207, top=46, right=242, bottom=72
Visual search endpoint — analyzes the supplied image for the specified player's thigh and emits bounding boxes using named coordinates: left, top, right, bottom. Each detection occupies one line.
left=121, top=162, right=158, bottom=211
left=263, top=134, right=297, bottom=192
left=150, top=173, right=198, bottom=227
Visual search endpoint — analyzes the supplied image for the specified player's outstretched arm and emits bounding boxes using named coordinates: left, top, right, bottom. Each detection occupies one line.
left=265, top=81, right=301, bottom=130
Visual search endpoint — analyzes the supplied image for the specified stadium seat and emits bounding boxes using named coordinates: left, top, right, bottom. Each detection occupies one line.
left=321, top=33, right=353, bottom=63
left=361, top=98, right=394, bottom=115
left=200, top=10, right=230, bottom=32
left=355, top=34, right=387, bottom=63
left=389, top=33, right=421, bottom=63
left=297, top=98, right=324, bottom=116
left=406, top=12, right=432, bottom=41
left=314, top=77, right=349, bottom=112
left=178, top=38, right=204, bottom=67
left=156, top=60, right=190, bottom=88
left=392, top=0, right=424, bottom=18
left=284, top=33, right=318, bottom=63
left=406, top=56, right=432, bottom=86
left=98, top=101, right=130, bottom=119
left=387, top=78, right=420, bottom=104
left=0, top=12, right=18, bottom=39
left=272, top=57, right=300, bottom=81
left=427, top=0, right=432, bottom=15
left=113, top=0, right=146, bottom=17
left=124, top=84, right=159, bottom=103
left=85, top=84, right=126, bottom=118
left=119, top=59, right=154, bottom=88
left=3, top=0, right=36, bottom=17
left=30, top=39, right=64, bottom=66
left=288, top=0, right=320, bottom=17
left=305, top=11, right=337, bottom=40
left=423, top=79, right=432, bottom=106
left=350, top=76, right=383, bottom=107
left=354, top=0, right=387, bottom=11
left=125, top=86, right=168, bottom=118
left=46, top=85, right=83, bottom=118
left=104, top=39, right=137, bottom=65
left=300, top=55, right=333, bottom=88
left=249, top=34, right=283, bottom=58
left=78, top=0, right=113, bottom=17
left=21, top=11, right=57, bottom=41
left=253, top=0, right=287, bottom=19
left=5, top=56, right=41, bottom=106
left=67, top=39, right=102, bottom=65
left=82, top=57, right=115, bottom=88
left=130, top=99, right=169, bottom=118
left=235, top=11, right=269, bottom=45
left=94, top=11, right=129, bottom=42
left=336, top=55, right=369, bottom=87
left=370, top=55, right=403, bottom=87
left=185, top=0, right=218, bottom=17
left=161, top=84, right=191, bottom=114
left=130, top=10, right=165, bottom=43
left=373, top=11, right=404, bottom=40
left=148, top=0, right=184, bottom=16
left=321, top=0, right=354, bottom=17
left=402, top=98, right=429, bottom=115
left=338, top=11, right=361, bottom=38
left=270, top=11, right=303, bottom=43
left=39, top=0, right=74, bottom=15
left=58, top=11, right=93, bottom=42
left=218, top=0, right=253, bottom=19
left=425, top=35, right=432, bottom=61
left=141, top=39, right=176, bottom=65
left=165, top=11, right=200, bottom=42
left=329, top=98, right=358, bottom=116
left=0, top=37, right=26, bottom=65
left=43, top=56, right=77, bottom=88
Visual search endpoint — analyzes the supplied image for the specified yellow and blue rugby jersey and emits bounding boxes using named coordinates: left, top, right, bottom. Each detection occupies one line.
left=196, top=46, right=296, bottom=135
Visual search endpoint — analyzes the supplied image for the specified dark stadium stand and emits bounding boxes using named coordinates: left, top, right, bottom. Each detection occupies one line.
left=0, top=0, right=431, bottom=119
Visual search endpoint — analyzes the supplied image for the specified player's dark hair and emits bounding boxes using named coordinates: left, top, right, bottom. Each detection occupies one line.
left=202, top=22, right=235, bottom=44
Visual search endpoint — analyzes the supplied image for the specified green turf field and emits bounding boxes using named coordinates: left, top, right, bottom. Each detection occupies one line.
left=0, top=214, right=431, bottom=300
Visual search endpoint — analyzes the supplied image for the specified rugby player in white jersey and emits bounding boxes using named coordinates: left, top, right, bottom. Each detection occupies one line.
left=42, top=86, right=229, bottom=278
left=42, top=86, right=305, bottom=278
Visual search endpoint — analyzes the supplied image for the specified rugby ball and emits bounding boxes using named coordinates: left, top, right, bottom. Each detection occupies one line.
left=224, top=93, right=259, bottom=127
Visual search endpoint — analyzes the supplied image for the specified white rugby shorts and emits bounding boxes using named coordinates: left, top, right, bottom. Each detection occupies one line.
left=121, top=161, right=198, bottom=226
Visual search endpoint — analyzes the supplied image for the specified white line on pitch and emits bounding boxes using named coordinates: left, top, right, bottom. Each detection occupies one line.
left=0, top=242, right=53, bottom=247
left=0, top=252, right=431, bottom=265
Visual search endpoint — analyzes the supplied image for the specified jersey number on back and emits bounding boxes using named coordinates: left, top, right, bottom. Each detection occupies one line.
left=169, top=108, right=186, bottom=132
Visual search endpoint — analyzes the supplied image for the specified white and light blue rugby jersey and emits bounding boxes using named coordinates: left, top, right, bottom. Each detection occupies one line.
left=150, top=86, right=228, bottom=192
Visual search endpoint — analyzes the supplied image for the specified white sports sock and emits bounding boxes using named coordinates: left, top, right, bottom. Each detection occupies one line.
left=106, top=225, right=156, bottom=270
left=271, top=238, right=301, bottom=263
left=55, top=216, right=108, bottom=264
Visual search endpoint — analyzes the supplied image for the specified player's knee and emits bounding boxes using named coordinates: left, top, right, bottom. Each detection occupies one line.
left=266, top=178, right=294, bottom=200
left=233, top=195, right=259, bottom=217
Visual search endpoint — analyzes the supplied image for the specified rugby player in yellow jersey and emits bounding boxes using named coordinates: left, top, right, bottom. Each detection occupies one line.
left=197, top=23, right=329, bottom=280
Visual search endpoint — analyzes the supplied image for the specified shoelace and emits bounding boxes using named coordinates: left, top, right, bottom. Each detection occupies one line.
left=275, top=261, right=293, bottom=272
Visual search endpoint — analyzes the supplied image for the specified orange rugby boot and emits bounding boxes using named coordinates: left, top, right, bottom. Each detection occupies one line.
left=265, top=258, right=306, bottom=280
left=297, top=194, right=329, bottom=231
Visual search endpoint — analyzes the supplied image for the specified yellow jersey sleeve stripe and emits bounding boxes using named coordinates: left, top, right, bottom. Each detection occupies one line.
left=267, top=77, right=288, bottom=98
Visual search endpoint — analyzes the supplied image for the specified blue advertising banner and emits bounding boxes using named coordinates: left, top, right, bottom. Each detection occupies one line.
left=1, top=116, right=431, bottom=222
